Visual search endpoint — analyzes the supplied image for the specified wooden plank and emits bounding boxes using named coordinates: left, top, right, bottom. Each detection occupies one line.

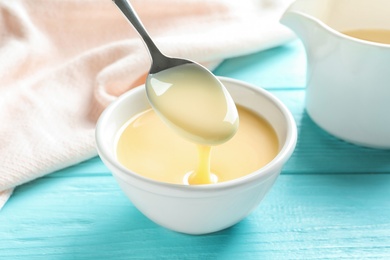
left=1, top=164, right=389, bottom=259
left=214, top=40, right=307, bottom=89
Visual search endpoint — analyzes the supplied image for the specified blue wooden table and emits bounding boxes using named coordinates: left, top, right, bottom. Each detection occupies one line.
left=1, top=41, right=390, bottom=259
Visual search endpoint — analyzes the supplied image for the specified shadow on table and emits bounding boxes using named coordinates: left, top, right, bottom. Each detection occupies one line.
left=284, top=111, right=390, bottom=174
left=64, top=202, right=247, bottom=258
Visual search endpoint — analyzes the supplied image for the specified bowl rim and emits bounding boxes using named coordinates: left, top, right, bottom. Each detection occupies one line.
left=95, top=77, right=297, bottom=193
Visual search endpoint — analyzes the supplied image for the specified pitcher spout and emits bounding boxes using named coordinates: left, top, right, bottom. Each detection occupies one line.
left=280, top=0, right=331, bottom=48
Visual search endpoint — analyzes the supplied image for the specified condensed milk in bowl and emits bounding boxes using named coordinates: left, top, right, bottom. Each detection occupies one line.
left=96, top=77, right=297, bottom=235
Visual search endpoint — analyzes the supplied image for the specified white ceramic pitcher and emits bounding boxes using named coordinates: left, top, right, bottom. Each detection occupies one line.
left=280, top=0, right=390, bottom=149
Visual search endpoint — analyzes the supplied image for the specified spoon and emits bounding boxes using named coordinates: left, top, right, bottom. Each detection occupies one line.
left=113, top=0, right=239, bottom=145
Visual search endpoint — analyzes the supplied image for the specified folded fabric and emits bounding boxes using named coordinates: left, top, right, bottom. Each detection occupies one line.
left=0, top=0, right=294, bottom=210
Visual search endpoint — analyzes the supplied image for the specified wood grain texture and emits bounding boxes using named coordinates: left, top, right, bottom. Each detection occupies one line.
left=1, top=162, right=390, bottom=259
left=1, top=40, right=390, bottom=259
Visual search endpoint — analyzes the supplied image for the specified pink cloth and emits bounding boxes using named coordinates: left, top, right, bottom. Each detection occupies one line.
left=0, top=0, right=293, bottom=209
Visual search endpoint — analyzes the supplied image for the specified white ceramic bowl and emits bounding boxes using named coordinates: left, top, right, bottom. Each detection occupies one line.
left=96, top=77, right=297, bottom=235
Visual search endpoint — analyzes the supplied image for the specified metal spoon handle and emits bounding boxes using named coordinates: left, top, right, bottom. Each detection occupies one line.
left=112, top=0, right=165, bottom=63
left=113, top=0, right=192, bottom=73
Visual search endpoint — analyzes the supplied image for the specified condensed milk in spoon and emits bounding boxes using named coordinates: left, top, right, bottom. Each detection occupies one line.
left=113, top=0, right=239, bottom=184
left=146, top=63, right=239, bottom=185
